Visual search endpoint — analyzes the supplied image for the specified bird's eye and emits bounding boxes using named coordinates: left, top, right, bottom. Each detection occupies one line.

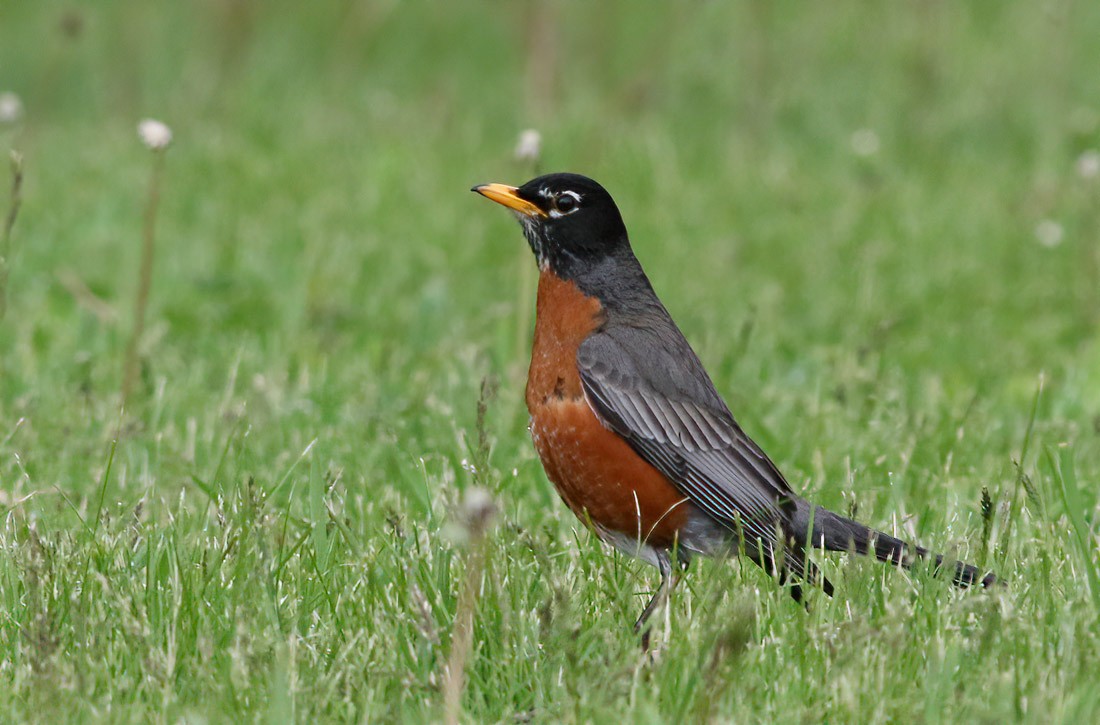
left=555, top=192, right=578, bottom=214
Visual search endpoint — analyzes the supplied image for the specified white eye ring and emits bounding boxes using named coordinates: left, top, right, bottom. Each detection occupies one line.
left=549, top=190, right=582, bottom=218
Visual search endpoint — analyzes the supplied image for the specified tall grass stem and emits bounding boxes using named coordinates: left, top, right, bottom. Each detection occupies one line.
left=0, top=150, right=24, bottom=321
left=121, top=148, right=166, bottom=409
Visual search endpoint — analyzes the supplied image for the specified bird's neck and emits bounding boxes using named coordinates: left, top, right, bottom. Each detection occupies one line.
left=567, top=248, right=665, bottom=320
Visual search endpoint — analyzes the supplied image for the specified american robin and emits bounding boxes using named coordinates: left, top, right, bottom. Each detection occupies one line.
left=473, top=173, right=995, bottom=645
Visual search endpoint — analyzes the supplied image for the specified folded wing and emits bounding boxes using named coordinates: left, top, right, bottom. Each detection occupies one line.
left=577, top=327, right=796, bottom=548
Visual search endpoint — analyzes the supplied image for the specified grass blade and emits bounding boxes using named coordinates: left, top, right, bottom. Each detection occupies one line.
left=1046, top=445, right=1100, bottom=612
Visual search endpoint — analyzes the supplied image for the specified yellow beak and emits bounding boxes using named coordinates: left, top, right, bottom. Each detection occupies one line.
left=471, top=183, right=547, bottom=218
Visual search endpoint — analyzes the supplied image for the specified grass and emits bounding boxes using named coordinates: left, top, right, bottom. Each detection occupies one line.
left=1, top=1, right=1100, bottom=721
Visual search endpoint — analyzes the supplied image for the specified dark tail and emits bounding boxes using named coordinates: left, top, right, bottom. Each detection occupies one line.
left=791, top=503, right=997, bottom=590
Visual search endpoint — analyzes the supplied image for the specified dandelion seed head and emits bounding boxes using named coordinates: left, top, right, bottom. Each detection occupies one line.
left=0, top=92, right=23, bottom=124
left=138, top=118, right=172, bottom=150
left=463, top=486, right=496, bottom=522
left=1076, top=150, right=1099, bottom=180
left=1035, top=219, right=1064, bottom=248
left=850, top=128, right=880, bottom=157
left=442, top=486, right=498, bottom=545
left=515, top=129, right=541, bottom=163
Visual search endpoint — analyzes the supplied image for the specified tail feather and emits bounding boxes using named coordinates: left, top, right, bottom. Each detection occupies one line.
left=792, top=503, right=997, bottom=589
left=752, top=535, right=836, bottom=602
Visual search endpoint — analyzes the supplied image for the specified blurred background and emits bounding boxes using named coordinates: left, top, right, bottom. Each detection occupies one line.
left=3, top=2, right=1099, bottom=378
left=2, top=1, right=1098, bottom=491
left=1, top=1, right=1100, bottom=720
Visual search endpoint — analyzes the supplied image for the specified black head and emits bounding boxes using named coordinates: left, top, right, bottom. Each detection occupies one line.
left=473, top=173, right=630, bottom=279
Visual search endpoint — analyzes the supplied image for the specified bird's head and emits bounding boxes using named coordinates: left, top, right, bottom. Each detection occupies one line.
left=473, top=173, right=630, bottom=278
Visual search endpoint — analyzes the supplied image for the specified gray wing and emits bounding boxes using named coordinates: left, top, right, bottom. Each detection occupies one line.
left=577, top=326, right=796, bottom=546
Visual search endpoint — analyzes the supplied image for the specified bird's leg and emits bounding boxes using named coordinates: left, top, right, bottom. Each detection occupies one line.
left=634, top=553, right=674, bottom=652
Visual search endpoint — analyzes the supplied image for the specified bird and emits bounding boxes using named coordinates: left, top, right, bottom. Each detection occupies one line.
left=472, top=172, right=996, bottom=647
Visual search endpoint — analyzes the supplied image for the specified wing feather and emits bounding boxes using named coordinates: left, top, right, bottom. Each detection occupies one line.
left=578, top=328, right=795, bottom=544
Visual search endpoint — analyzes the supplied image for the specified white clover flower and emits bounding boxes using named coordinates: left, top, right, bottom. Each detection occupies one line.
left=0, top=92, right=23, bottom=124
left=137, top=118, right=172, bottom=150
left=514, top=128, right=541, bottom=163
left=1035, top=219, right=1064, bottom=248
left=850, top=128, right=880, bottom=157
left=1076, top=150, right=1099, bottom=180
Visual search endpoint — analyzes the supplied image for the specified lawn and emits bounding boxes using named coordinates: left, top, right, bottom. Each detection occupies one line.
left=2, top=1, right=1100, bottom=722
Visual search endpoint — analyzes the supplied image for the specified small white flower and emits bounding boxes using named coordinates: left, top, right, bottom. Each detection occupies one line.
left=514, top=128, right=541, bottom=163
left=0, top=92, right=23, bottom=124
left=137, top=118, right=172, bottom=150
left=850, top=128, right=880, bottom=157
left=1076, top=150, right=1100, bottom=180
left=1035, top=219, right=1064, bottom=248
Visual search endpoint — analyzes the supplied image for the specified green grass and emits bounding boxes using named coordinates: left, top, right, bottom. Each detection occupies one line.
left=2, top=1, right=1100, bottom=721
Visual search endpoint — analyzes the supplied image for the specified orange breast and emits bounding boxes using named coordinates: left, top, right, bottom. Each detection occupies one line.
left=526, top=270, right=691, bottom=550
